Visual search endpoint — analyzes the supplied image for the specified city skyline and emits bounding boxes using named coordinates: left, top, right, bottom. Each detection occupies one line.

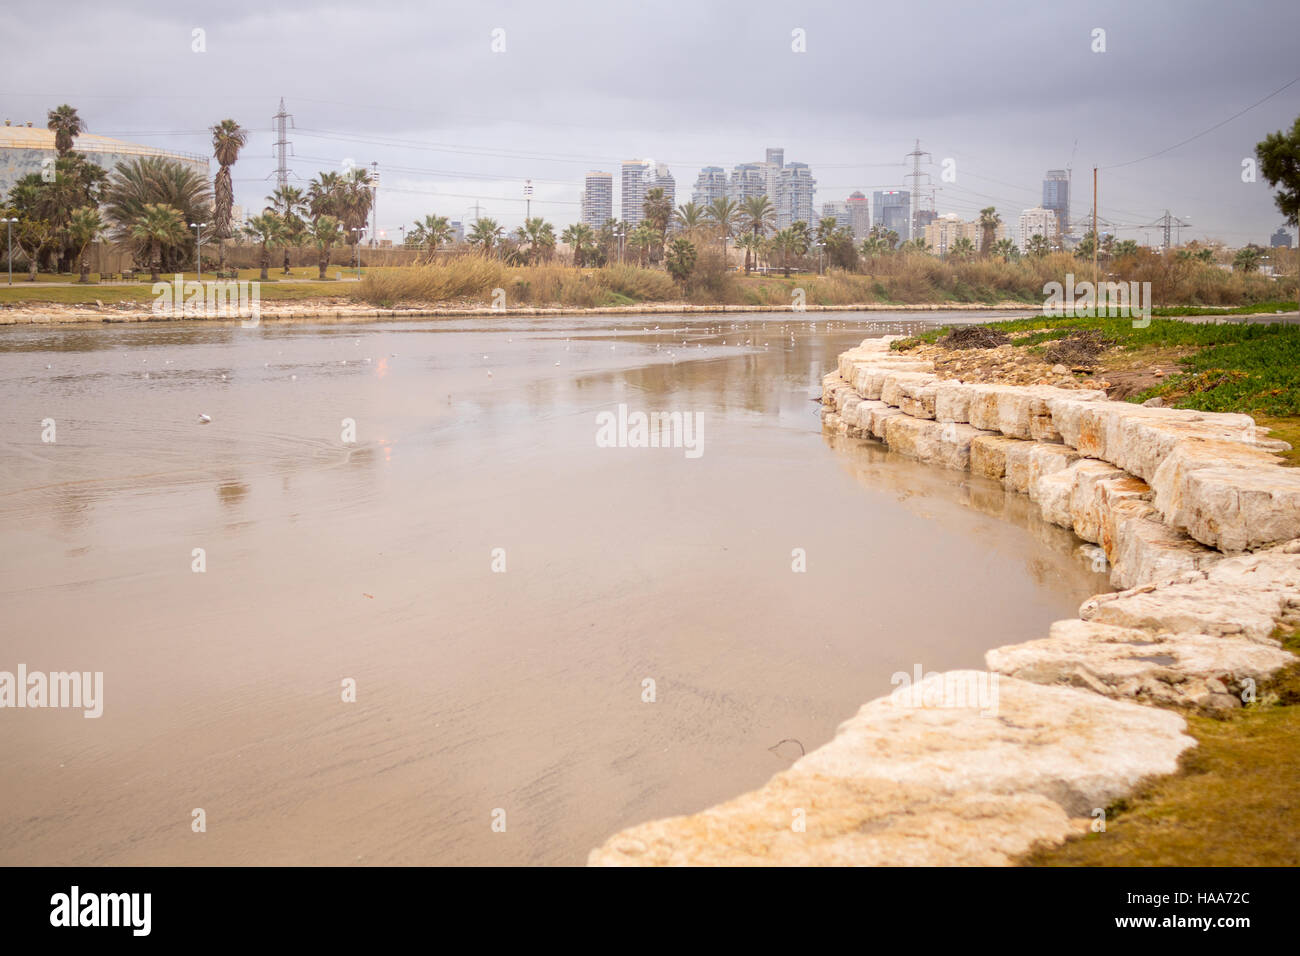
left=2, top=0, right=1297, bottom=247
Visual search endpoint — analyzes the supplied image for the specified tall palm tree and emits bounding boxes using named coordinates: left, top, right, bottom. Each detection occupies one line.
left=65, top=206, right=103, bottom=283
left=672, top=202, right=705, bottom=238
left=307, top=172, right=344, bottom=220
left=772, top=228, right=800, bottom=277
left=737, top=232, right=763, bottom=274
left=740, top=195, right=775, bottom=274
left=244, top=212, right=285, bottom=281
left=129, top=203, right=187, bottom=282
left=514, top=216, right=555, bottom=264
left=308, top=215, right=342, bottom=279
left=704, top=196, right=742, bottom=259
left=46, top=104, right=85, bottom=157
left=210, top=119, right=249, bottom=271
left=268, top=185, right=306, bottom=274
left=978, top=207, right=1001, bottom=257
left=468, top=218, right=504, bottom=256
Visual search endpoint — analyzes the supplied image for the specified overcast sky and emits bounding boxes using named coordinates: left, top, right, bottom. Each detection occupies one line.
left=3, top=0, right=1298, bottom=244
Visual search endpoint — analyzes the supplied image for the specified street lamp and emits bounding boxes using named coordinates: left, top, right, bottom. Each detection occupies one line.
left=189, top=222, right=207, bottom=280
left=524, top=180, right=533, bottom=221
left=350, top=228, right=364, bottom=277
left=3, top=217, right=17, bottom=286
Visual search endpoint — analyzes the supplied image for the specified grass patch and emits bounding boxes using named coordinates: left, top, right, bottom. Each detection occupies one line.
left=1023, top=629, right=1300, bottom=866
left=0, top=281, right=348, bottom=306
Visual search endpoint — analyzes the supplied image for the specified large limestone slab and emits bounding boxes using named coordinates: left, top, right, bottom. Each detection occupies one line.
left=588, top=775, right=1081, bottom=866
left=591, top=672, right=1193, bottom=866
left=792, top=672, right=1192, bottom=816
left=1079, top=547, right=1300, bottom=644
left=987, top=619, right=1293, bottom=709
left=1159, top=458, right=1300, bottom=552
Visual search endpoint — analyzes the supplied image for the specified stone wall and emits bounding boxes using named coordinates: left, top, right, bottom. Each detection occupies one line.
left=588, top=334, right=1300, bottom=866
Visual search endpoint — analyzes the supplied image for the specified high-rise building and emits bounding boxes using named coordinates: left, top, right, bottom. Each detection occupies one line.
left=872, top=190, right=911, bottom=242
left=1042, top=170, right=1070, bottom=237
left=621, top=159, right=650, bottom=225
left=651, top=163, right=676, bottom=211
left=765, top=147, right=784, bottom=168
left=450, top=220, right=465, bottom=244
left=692, top=166, right=727, bottom=208
left=847, top=191, right=871, bottom=239
left=777, top=163, right=816, bottom=229
left=1270, top=226, right=1294, bottom=249
left=821, top=201, right=851, bottom=232
left=728, top=162, right=769, bottom=204
left=1018, top=207, right=1059, bottom=252
left=581, top=171, right=614, bottom=230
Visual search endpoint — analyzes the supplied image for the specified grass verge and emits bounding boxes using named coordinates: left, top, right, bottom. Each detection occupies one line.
left=1023, top=629, right=1300, bottom=866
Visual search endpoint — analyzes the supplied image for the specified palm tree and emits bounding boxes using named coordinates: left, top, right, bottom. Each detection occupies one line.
left=772, top=227, right=808, bottom=277
left=65, top=206, right=103, bottom=283
left=561, top=223, right=597, bottom=266
left=103, top=157, right=212, bottom=271
left=628, top=222, right=658, bottom=267
left=210, top=119, right=249, bottom=271
left=704, top=196, right=742, bottom=259
left=244, top=212, right=285, bottom=281
left=129, top=204, right=187, bottom=282
left=1025, top=234, right=1052, bottom=258
left=307, top=172, right=344, bottom=220
left=410, top=214, right=454, bottom=257
left=949, top=236, right=977, bottom=262
left=740, top=195, right=775, bottom=274
left=338, top=167, right=375, bottom=250
left=308, top=215, right=342, bottom=279
left=515, top=217, right=555, bottom=264
left=46, top=105, right=85, bottom=157
left=990, top=238, right=1019, bottom=262
left=737, top=232, right=763, bottom=273
left=468, top=218, right=504, bottom=256
left=977, top=207, right=1001, bottom=257
left=672, top=202, right=706, bottom=238
left=268, top=185, right=306, bottom=274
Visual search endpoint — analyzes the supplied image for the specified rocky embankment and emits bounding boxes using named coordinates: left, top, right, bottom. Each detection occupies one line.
left=588, top=334, right=1300, bottom=866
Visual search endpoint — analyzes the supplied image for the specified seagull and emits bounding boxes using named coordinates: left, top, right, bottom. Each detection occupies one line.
left=487, top=370, right=493, bottom=377
left=554, top=361, right=560, bottom=366
left=198, top=414, right=211, bottom=424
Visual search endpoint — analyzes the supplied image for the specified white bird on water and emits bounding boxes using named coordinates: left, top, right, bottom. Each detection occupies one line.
left=198, top=413, right=211, bottom=424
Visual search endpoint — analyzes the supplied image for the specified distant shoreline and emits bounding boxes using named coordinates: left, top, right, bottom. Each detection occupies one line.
left=5, top=301, right=1299, bottom=327
left=0, top=301, right=1041, bottom=326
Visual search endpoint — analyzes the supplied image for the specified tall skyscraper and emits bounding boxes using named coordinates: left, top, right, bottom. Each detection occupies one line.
left=847, top=191, right=871, bottom=239
left=1270, top=226, right=1294, bottom=249
left=1042, top=170, right=1070, bottom=237
left=581, top=171, right=614, bottom=230
left=728, top=163, right=765, bottom=203
left=777, top=163, right=816, bottom=229
left=692, top=167, right=727, bottom=208
left=621, top=159, right=650, bottom=225
left=765, top=147, right=784, bottom=168
left=872, top=190, right=911, bottom=242
left=651, top=163, right=676, bottom=210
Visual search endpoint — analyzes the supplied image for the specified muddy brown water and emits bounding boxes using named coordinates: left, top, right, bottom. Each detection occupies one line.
left=0, top=312, right=1108, bottom=865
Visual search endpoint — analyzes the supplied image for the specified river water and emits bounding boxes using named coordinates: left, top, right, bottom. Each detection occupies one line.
left=0, top=311, right=1108, bottom=865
